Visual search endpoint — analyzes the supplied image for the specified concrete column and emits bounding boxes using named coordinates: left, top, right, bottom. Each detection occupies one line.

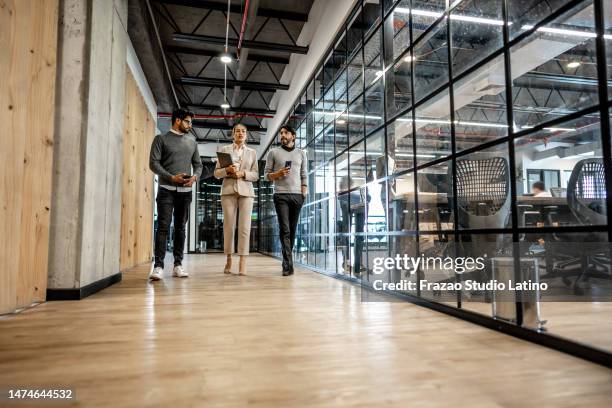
left=48, top=0, right=129, bottom=291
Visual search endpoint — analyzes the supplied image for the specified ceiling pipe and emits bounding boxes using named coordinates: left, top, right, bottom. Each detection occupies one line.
left=231, top=0, right=260, bottom=127
left=236, top=0, right=251, bottom=59
left=158, top=112, right=274, bottom=120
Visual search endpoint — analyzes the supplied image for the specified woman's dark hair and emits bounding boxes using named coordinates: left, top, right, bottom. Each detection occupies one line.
left=280, top=124, right=296, bottom=136
left=232, top=123, right=247, bottom=133
left=171, top=108, right=194, bottom=124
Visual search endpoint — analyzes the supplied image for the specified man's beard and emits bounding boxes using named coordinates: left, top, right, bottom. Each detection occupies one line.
left=281, top=138, right=294, bottom=146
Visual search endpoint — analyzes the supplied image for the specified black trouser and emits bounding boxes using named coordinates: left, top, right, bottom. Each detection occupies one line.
left=154, top=188, right=192, bottom=268
left=273, top=193, right=304, bottom=272
left=339, top=201, right=364, bottom=273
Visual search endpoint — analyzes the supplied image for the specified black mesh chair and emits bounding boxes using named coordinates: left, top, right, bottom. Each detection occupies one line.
left=567, top=158, right=607, bottom=225
left=454, top=155, right=511, bottom=231
left=549, top=158, right=610, bottom=294
left=435, top=154, right=512, bottom=297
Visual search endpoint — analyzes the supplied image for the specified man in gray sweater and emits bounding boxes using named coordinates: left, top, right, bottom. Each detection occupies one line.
left=264, top=124, right=308, bottom=276
left=148, top=108, right=203, bottom=280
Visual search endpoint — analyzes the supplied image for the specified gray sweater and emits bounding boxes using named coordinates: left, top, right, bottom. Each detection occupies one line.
left=264, top=146, right=308, bottom=194
left=149, top=131, right=203, bottom=187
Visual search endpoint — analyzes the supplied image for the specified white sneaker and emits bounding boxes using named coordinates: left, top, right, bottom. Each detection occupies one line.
left=173, top=265, right=189, bottom=278
left=149, top=267, right=163, bottom=281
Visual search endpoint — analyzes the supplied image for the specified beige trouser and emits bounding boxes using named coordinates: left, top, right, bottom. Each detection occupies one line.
left=221, top=193, right=254, bottom=255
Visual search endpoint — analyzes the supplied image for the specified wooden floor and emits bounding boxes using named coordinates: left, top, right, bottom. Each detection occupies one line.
left=1, top=253, right=612, bottom=407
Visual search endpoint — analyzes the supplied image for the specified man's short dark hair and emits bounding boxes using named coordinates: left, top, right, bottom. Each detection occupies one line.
left=280, top=124, right=296, bottom=136
left=172, top=108, right=194, bottom=124
left=532, top=181, right=545, bottom=191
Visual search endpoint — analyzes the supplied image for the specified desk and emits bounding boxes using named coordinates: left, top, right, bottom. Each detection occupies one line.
left=517, top=196, right=567, bottom=206
left=393, top=192, right=447, bottom=205
left=517, top=196, right=571, bottom=227
left=391, top=193, right=449, bottom=232
left=389, top=194, right=574, bottom=228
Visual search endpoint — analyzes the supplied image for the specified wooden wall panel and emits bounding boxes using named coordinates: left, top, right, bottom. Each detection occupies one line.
left=0, top=1, right=59, bottom=314
left=120, top=70, right=154, bottom=271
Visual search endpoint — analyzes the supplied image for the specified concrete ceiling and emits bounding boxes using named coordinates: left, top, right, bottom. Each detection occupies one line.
left=128, top=0, right=315, bottom=144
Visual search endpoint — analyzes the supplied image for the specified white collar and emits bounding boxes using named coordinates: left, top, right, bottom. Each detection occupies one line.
left=170, top=128, right=184, bottom=135
left=232, top=143, right=246, bottom=151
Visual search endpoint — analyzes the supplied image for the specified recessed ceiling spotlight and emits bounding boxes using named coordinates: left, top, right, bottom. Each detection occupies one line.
left=336, top=119, right=346, bottom=124
left=220, top=54, right=232, bottom=64
left=403, top=55, right=413, bottom=62
left=220, top=103, right=230, bottom=109
left=567, top=61, right=581, bottom=68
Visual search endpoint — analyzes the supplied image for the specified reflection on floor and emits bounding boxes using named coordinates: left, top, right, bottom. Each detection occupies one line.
left=0, top=253, right=611, bottom=407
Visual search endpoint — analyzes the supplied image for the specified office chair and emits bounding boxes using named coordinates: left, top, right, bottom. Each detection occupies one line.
left=454, top=154, right=511, bottom=232
left=430, top=154, right=512, bottom=299
left=549, top=158, right=610, bottom=295
left=567, top=158, right=607, bottom=225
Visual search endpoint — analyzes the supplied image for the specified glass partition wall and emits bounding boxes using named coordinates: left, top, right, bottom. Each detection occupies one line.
left=259, top=0, right=612, bottom=361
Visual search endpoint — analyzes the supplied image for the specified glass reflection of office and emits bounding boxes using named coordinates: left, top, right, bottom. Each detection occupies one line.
left=385, top=53, right=412, bottom=120
left=413, top=20, right=449, bottom=103
left=514, top=114, right=606, bottom=228
left=260, top=0, right=612, bottom=355
left=510, top=1, right=599, bottom=130
left=450, top=0, right=504, bottom=77
left=417, top=160, right=454, bottom=233
left=194, top=165, right=224, bottom=253
left=382, top=0, right=410, bottom=66
left=410, top=0, right=446, bottom=40
left=387, top=111, right=414, bottom=174
left=453, top=55, right=508, bottom=153
left=415, top=88, right=452, bottom=166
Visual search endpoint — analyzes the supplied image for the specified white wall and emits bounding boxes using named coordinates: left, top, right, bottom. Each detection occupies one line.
left=127, top=38, right=157, bottom=120
left=520, top=153, right=581, bottom=193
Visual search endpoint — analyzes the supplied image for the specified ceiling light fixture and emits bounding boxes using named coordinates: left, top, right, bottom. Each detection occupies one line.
left=567, top=61, right=581, bottom=68
left=336, top=119, right=347, bottom=124
left=521, top=25, right=596, bottom=38
left=394, top=7, right=509, bottom=26
left=221, top=0, right=231, bottom=118
left=544, top=127, right=575, bottom=132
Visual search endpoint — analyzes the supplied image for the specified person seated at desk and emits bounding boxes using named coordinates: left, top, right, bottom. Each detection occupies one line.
left=532, top=181, right=552, bottom=197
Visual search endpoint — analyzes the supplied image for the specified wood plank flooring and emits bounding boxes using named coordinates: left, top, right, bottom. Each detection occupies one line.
left=1, top=253, right=611, bottom=407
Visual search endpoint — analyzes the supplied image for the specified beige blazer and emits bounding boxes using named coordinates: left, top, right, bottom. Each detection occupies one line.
left=213, top=144, right=259, bottom=197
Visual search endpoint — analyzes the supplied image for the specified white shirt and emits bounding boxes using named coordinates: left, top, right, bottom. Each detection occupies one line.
left=534, top=191, right=552, bottom=197
left=231, top=143, right=246, bottom=170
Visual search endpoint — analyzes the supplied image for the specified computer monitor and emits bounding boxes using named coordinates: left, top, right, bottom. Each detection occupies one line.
left=550, top=187, right=566, bottom=197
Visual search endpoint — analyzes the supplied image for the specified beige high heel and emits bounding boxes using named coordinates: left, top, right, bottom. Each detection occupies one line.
left=224, top=255, right=232, bottom=274
left=238, top=255, right=247, bottom=276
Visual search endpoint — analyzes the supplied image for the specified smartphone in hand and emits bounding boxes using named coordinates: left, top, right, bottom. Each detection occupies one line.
left=284, top=160, right=292, bottom=169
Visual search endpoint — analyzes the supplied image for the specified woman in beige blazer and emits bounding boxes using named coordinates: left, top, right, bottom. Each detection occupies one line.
left=214, top=124, right=259, bottom=275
